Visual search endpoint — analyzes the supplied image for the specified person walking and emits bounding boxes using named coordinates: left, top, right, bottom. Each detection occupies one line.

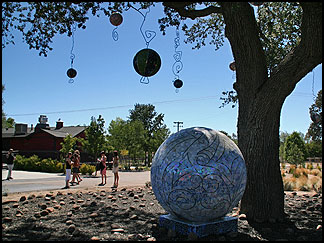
left=6, top=149, right=16, bottom=180
left=112, top=150, right=119, bottom=188
left=63, top=152, right=73, bottom=189
left=98, top=151, right=107, bottom=186
left=71, top=150, right=81, bottom=185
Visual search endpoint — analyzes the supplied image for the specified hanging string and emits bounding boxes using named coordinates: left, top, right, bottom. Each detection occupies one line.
left=112, top=26, right=118, bottom=41
left=128, top=4, right=157, bottom=84
left=311, top=69, right=316, bottom=102
left=172, top=22, right=184, bottom=93
left=68, top=23, right=77, bottom=83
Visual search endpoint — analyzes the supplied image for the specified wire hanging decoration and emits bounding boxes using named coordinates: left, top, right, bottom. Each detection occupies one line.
left=229, top=61, right=236, bottom=79
left=130, top=4, right=161, bottom=85
left=110, top=12, right=123, bottom=41
left=310, top=69, right=320, bottom=123
left=67, top=23, right=77, bottom=83
left=172, top=22, right=184, bottom=93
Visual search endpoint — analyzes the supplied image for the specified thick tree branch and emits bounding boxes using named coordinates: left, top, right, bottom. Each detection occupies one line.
left=162, top=2, right=222, bottom=19
left=266, top=2, right=322, bottom=100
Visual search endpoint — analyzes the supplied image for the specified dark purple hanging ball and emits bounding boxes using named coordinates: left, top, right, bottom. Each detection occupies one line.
left=67, top=68, right=77, bottom=78
left=174, top=79, right=183, bottom=89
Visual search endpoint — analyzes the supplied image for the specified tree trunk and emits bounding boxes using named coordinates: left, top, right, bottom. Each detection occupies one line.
left=238, top=93, right=285, bottom=222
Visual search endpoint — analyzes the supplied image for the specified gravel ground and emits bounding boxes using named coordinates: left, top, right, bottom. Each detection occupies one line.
left=2, top=186, right=322, bottom=241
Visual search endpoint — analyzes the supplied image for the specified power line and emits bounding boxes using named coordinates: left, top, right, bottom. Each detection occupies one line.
left=7, top=96, right=219, bottom=117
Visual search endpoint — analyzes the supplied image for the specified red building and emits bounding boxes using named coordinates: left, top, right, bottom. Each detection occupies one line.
left=2, top=115, right=88, bottom=161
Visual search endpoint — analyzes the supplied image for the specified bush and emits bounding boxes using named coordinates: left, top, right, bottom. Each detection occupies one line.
left=283, top=177, right=296, bottom=191
left=79, top=163, right=96, bottom=175
left=12, top=155, right=63, bottom=173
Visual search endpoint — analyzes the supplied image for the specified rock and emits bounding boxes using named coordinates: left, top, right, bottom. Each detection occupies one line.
left=68, top=224, right=76, bottom=234
left=12, top=203, right=19, bottom=208
left=60, top=201, right=65, bottom=205
left=72, top=205, right=80, bottom=210
left=53, top=204, right=61, bottom=209
left=130, top=214, right=138, bottom=220
left=28, top=194, right=36, bottom=200
left=44, top=197, right=51, bottom=201
left=139, top=204, right=146, bottom=207
left=129, top=206, right=136, bottom=210
left=34, top=212, right=41, bottom=218
left=40, top=210, right=49, bottom=216
left=19, top=196, right=27, bottom=202
left=134, top=195, right=139, bottom=199
left=66, top=220, right=73, bottom=225
left=147, top=237, right=156, bottom=241
left=3, top=217, right=12, bottom=223
left=239, top=214, right=247, bottom=220
left=46, top=207, right=55, bottom=213
left=316, top=225, right=322, bottom=230
left=111, top=223, right=121, bottom=229
left=90, top=212, right=98, bottom=218
left=77, top=200, right=84, bottom=203
left=107, top=195, right=113, bottom=199
left=111, top=228, right=125, bottom=233
left=91, top=236, right=100, bottom=240
left=128, top=192, right=134, bottom=197
left=39, top=204, right=47, bottom=209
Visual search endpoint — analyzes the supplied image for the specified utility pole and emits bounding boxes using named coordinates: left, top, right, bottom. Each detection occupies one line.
left=173, top=121, right=183, bottom=132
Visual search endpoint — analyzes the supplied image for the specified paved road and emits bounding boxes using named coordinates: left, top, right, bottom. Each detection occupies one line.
left=2, top=169, right=151, bottom=195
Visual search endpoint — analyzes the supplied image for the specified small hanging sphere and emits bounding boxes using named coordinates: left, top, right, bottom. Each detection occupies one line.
left=133, top=48, right=161, bottom=77
left=67, top=68, right=77, bottom=78
left=173, top=79, right=183, bottom=89
left=249, top=2, right=264, bottom=6
left=229, top=61, right=236, bottom=71
left=110, top=12, right=123, bottom=26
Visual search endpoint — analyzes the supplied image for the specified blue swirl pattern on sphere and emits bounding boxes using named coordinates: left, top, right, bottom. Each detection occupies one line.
left=151, top=127, right=247, bottom=223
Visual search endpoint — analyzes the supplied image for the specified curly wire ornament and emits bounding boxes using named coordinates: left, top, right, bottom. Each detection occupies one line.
left=129, top=4, right=157, bottom=84
left=68, top=23, right=77, bottom=83
left=112, top=26, right=119, bottom=41
left=172, top=23, right=183, bottom=92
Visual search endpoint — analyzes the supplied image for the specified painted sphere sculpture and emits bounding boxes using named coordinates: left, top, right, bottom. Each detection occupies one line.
left=229, top=61, right=236, bottom=71
left=110, top=12, right=123, bottom=26
left=151, top=127, right=247, bottom=223
left=133, top=48, right=161, bottom=77
left=67, top=68, right=77, bottom=78
left=173, top=79, right=183, bottom=89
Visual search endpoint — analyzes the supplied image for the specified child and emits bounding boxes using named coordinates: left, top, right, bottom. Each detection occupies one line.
left=63, top=152, right=73, bottom=189
left=112, top=150, right=119, bottom=188
left=71, top=150, right=81, bottom=185
left=6, top=149, right=16, bottom=180
left=98, top=151, right=107, bottom=186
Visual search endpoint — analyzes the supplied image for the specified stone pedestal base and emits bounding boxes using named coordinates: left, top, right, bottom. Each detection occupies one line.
left=159, top=214, right=238, bottom=238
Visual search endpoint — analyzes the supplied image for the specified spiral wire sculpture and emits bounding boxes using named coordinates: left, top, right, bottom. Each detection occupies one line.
left=68, top=23, right=77, bottom=83
left=128, top=4, right=157, bottom=84
left=112, top=26, right=119, bottom=41
left=172, top=23, right=184, bottom=93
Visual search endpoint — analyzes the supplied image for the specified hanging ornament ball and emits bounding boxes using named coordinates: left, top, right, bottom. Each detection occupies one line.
left=110, top=12, right=123, bottom=26
left=133, top=48, right=161, bottom=77
left=249, top=2, right=264, bottom=6
left=173, top=79, right=183, bottom=89
left=229, top=61, right=236, bottom=71
left=67, top=68, right=77, bottom=78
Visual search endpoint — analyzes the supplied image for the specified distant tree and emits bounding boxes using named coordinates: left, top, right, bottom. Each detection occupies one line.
left=305, top=141, right=322, bottom=159
left=59, top=134, right=79, bottom=161
left=306, top=90, right=322, bottom=142
left=2, top=84, right=15, bottom=129
left=128, top=103, right=170, bottom=164
left=83, top=115, right=107, bottom=162
left=283, top=132, right=307, bottom=165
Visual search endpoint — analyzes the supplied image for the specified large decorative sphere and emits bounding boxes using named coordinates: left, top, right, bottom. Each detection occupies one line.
left=229, top=61, right=236, bottom=71
left=110, top=12, right=123, bottom=26
left=67, top=68, right=77, bottom=78
left=133, top=48, right=161, bottom=77
left=151, top=127, right=247, bottom=223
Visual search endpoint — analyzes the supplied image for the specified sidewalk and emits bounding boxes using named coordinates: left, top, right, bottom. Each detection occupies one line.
left=2, top=169, right=151, bottom=195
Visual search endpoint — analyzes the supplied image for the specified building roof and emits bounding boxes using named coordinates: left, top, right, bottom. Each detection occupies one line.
left=2, top=126, right=87, bottom=139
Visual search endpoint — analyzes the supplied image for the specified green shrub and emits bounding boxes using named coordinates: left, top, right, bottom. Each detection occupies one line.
left=87, top=164, right=96, bottom=175
left=79, top=164, right=88, bottom=175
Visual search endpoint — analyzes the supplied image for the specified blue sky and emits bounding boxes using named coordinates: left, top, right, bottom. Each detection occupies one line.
left=2, top=3, right=322, bottom=136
